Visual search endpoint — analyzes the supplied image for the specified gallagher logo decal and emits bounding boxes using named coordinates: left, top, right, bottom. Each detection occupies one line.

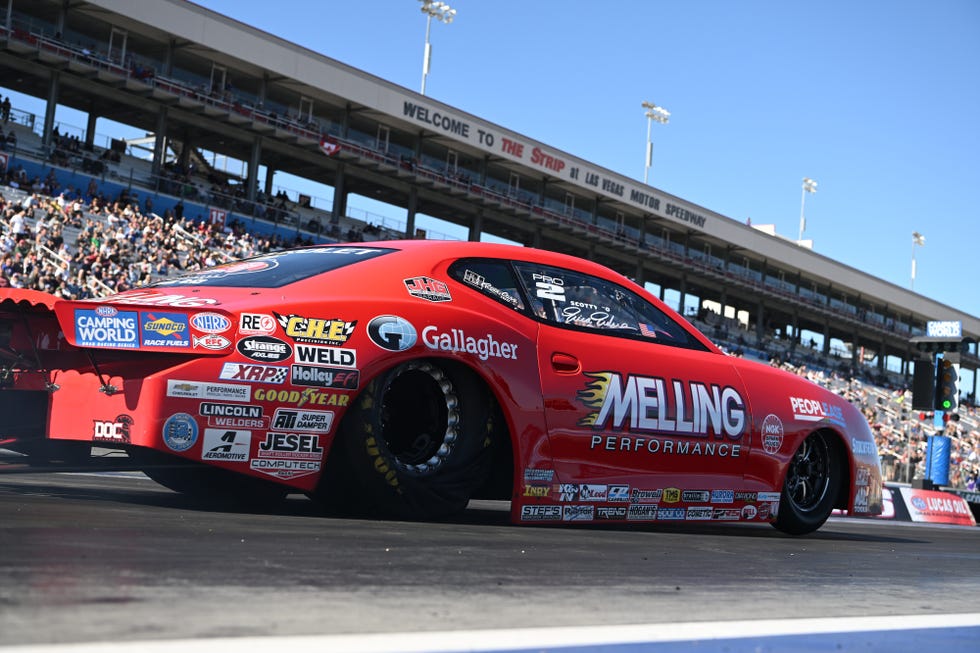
left=577, top=371, right=746, bottom=440
left=368, top=315, right=417, bottom=352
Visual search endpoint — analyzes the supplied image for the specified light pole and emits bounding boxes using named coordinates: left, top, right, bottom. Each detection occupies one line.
left=797, top=177, right=817, bottom=242
left=641, top=101, right=669, bottom=185
left=911, top=231, right=925, bottom=290
left=419, top=0, right=456, bottom=96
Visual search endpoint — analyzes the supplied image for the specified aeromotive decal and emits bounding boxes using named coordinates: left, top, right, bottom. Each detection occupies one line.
left=578, top=371, right=746, bottom=439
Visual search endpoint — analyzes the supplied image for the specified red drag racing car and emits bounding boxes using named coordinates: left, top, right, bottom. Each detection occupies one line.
left=0, top=240, right=882, bottom=534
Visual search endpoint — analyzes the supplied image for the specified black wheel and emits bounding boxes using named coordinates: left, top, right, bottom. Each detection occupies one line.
left=773, top=431, right=840, bottom=535
left=327, top=360, right=497, bottom=520
left=131, top=448, right=289, bottom=507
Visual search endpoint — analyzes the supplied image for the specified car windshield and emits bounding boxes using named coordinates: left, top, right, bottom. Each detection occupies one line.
left=151, top=246, right=394, bottom=288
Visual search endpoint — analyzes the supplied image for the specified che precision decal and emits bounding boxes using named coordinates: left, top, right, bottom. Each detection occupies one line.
left=578, top=371, right=747, bottom=458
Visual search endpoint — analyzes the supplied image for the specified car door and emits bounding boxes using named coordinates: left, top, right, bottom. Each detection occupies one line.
left=514, top=262, right=752, bottom=489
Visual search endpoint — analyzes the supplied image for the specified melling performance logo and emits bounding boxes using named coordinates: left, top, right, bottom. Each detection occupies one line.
left=578, top=371, right=747, bottom=458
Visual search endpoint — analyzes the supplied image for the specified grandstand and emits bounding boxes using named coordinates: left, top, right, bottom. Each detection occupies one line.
left=0, top=0, right=978, bottom=488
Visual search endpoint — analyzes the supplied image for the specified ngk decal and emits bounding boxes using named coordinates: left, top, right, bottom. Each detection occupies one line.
left=404, top=276, right=452, bottom=302
left=761, top=414, right=785, bottom=454
left=92, top=415, right=133, bottom=443
left=201, top=429, right=251, bottom=462
left=240, top=313, right=277, bottom=335
left=219, top=363, right=288, bottom=384
left=578, top=371, right=746, bottom=439
left=789, top=396, right=845, bottom=427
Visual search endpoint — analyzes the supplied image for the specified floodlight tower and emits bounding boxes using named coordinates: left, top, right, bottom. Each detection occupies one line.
left=641, top=101, right=670, bottom=185
left=419, top=0, right=456, bottom=96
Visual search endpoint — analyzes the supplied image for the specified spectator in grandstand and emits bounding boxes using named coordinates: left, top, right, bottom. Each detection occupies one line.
left=1, top=95, right=10, bottom=124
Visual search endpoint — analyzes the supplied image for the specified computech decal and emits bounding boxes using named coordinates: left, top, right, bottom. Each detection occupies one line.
left=578, top=371, right=746, bottom=458
left=404, top=276, right=452, bottom=302
left=789, top=396, right=846, bottom=428
left=74, top=306, right=138, bottom=349
left=275, top=312, right=355, bottom=346
left=140, top=311, right=189, bottom=348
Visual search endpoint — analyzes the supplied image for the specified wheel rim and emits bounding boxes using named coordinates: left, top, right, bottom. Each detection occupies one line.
left=785, top=433, right=832, bottom=514
left=378, top=362, right=459, bottom=475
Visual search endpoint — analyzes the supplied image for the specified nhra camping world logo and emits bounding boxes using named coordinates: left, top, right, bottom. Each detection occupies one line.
left=275, top=312, right=355, bottom=346
left=576, top=371, right=746, bottom=440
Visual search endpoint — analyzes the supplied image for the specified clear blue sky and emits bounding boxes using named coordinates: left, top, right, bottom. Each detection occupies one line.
left=192, top=0, right=979, bottom=321
left=9, top=1, right=980, bottom=322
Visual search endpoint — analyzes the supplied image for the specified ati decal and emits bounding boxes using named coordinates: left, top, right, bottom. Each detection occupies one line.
left=275, top=312, right=355, bottom=345
left=404, top=276, right=452, bottom=302
left=92, top=415, right=133, bottom=443
left=271, top=409, right=334, bottom=433
left=577, top=372, right=746, bottom=440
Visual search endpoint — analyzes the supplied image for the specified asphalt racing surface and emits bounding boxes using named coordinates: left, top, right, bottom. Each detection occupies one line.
left=1, top=471, right=979, bottom=651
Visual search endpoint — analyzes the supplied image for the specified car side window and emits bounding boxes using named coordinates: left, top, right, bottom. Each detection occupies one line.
left=513, top=262, right=707, bottom=351
left=448, top=259, right=526, bottom=311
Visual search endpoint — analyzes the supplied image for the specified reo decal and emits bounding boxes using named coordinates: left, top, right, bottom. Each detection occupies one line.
left=578, top=371, right=746, bottom=439
left=240, top=313, right=277, bottom=335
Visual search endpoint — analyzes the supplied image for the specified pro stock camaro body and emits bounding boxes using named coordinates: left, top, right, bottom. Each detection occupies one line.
left=0, top=240, right=883, bottom=534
